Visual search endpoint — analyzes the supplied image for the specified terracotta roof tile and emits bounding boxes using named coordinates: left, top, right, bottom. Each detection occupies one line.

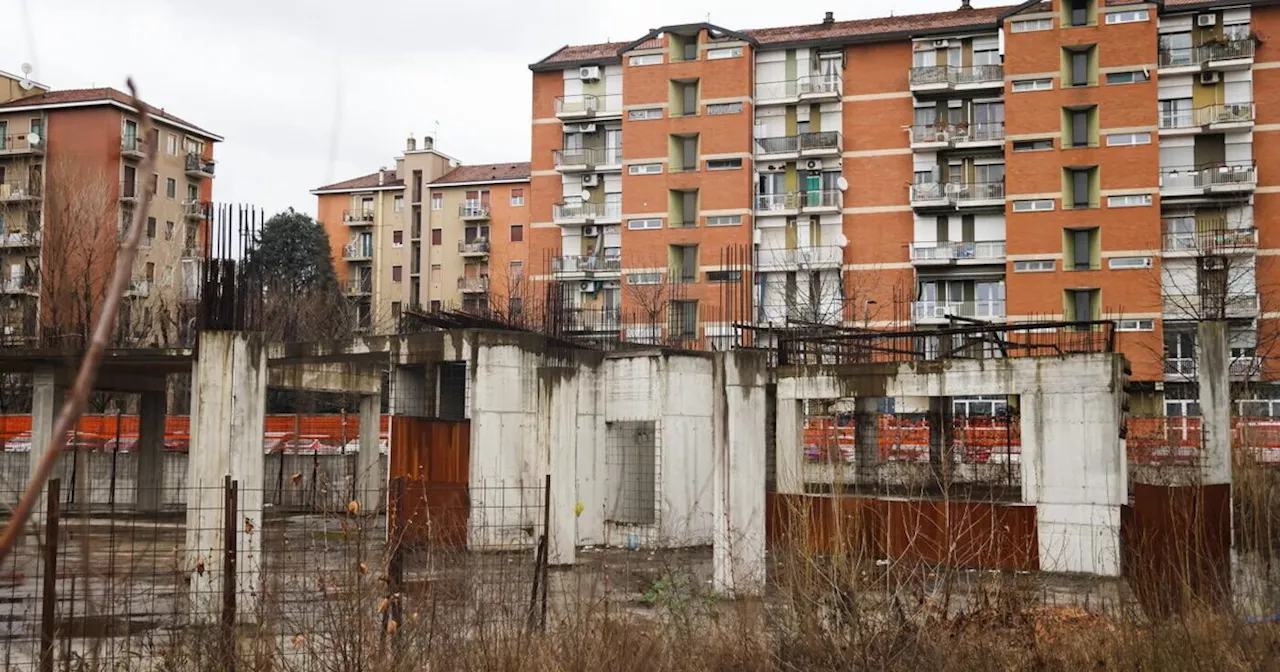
left=536, top=42, right=631, bottom=66
left=313, top=169, right=401, bottom=192
left=0, top=87, right=218, bottom=139
left=430, top=162, right=531, bottom=185
left=745, top=4, right=1019, bottom=45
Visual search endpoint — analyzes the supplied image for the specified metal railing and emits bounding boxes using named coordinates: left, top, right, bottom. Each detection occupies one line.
left=1162, top=227, right=1257, bottom=253
left=343, top=241, right=373, bottom=259
left=754, top=79, right=799, bottom=100
left=798, top=74, right=841, bottom=97
left=755, top=192, right=800, bottom=212
left=459, top=203, right=491, bottom=218
left=553, top=146, right=621, bottom=167
left=1163, top=292, right=1259, bottom=318
left=457, top=276, right=490, bottom=292
left=799, top=130, right=842, bottom=152
left=344, top=277, right=373, bottom=295
left=910, top=182, right=947, bottom=202
left=912, top=122, right=1006, bottom=144
left=0, top=180, right=40, bottom=200
left=1160, top=162, right=1257, bottom=190
left=121, top=135, right=145, bottom=155
left=913, top=300, right=1006, bottom=321
left=185, top=153, right=216, bottom=176
left=1230, top=356, right=1263, bottom=378
left=909, top=64, right=1004, bottom=87
left=552, top=201, right=621, bottom=221
left=755, top=246, right=843, bottom=269
left=1159, top=110, right=1195, bottom=129
left=182, top=199, right=211, bottom=218
left=0, top=230, right=40, bottom=247
left=801, top=189, right=843, bottom=209
left=554, top=94, right=622, bottom=116
left=1, top=275, right=37, bottom=293
left=343, top=209, right=375, bottom=224
left=127, top=279, right=150, bottom=298
left=755, top=135, right=799, bottom=155
left=1160, top=39, right=1255, bottom=67
left=963, top=122, right=1005, bottom=142
left=552, top=255, right=622, bottom=274
left=1198, top=101, right=1255, bottom=125
left=910, top=240, right=1007, bottom=262
left=458, top=240, right=490, bottom=254
left=0, top=134, right=45, bottom=153
left=950, top=181, right=1005, bottom=203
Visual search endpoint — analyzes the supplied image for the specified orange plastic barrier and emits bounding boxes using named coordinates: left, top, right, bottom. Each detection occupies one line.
left=0, top=413, right=391, bottom=450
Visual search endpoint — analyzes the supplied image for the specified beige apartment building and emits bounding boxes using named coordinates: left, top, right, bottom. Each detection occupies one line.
left=0, top=67, right=219, bottom=347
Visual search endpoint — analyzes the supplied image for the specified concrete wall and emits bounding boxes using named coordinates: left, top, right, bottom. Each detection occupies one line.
left=775, top=354, right=1128, bottom=576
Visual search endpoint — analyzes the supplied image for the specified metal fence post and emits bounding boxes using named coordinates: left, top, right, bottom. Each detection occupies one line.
left=541, top=473, right=550, bottom=631
left=221, top=476, right=238, bottom=671
left=39, top=479, right=61, bottom=672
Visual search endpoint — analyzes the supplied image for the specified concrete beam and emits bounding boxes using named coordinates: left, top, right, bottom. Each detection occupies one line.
left=268, top=362, right=382, bottom=394
left=29, top=368, right=64, bottom=525
left=356, top=393, right=383, bottom=510
left=1198, top=320, right=1232, bottom=485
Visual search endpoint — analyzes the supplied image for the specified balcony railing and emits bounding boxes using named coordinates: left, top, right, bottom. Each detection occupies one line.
left=554, top=94, right=622, bottom=117
left=1, top=275, right=37, bottom=294
left=458, top=240, right=490, bottom=255
left=755, top=135, right=799, bottom=155
left=756, top=246, right=843, bottom=270
left=1164, top=355, right=1264, bottom=379
left=459, top=203, right=491, bottom=219
left=560, top=307, right=622, bottom=332
left=1160, top=39, right=1255, bottom=67
left=910, top=240, right=1007, bottom=262
left=1163, top=292, right=1259, bottom=318
left=754, top=79, right=799, bottom=101
left=1162, top=228, right=1257, bottom=254
left=552, top=201, right=621, bottom=222
left=910, top=182, right=947, bottom=203
left=457, top=276, right=490, bottom=293
left=913, top=300, right=1006, bottom=321
left=343, top=241, right=373, bottom=260
left=1165, top=357, right=1197, bottom=377
left=182, top=199, right=211, bottom=219
left=951, top=181, right=1005, bottom=204
left=343, top=209, right=375, bottom=225
left=0, top=181, right=40, bottom=201
left=127, top=279, right=150, bottom=298
left=911, top=122, right=1007, bottom=146
left=121, top=135, right=145, bottom=157
left=801, top=190, right=843, bottom=210
left=1161, top=102, right=1255, bottom=129
left=552, top=146, right=622, bottom=168
left=909, top=64, right=1004, bottom=88
left=552, top=255, right=622, bottom=274
left=185, top=153, right=216, bottom=177
left=755, top=192, right=800, bottom=212
left=0, top=230, right=40, bottom=247
left=799, top=131, right=842, bottom=153
left=344, top=277, right=372, bottom=295
left=0, top=134, right=45, bottom=154
left=1160, top=162, right=1257, bottom=191
left=798, top=74, right=842, bottom=97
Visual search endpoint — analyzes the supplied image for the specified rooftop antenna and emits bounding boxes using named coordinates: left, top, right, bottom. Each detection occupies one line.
left=18, top=63, right=33, bottom=90
left=433, top=120, right=440, bottom=147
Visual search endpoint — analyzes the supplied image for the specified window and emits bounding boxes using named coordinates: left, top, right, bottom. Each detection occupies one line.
left=508, top=260, right=524, bottom=281
left=166, top=134, right=178, bottom=155
left=410, top=242, right=421, bottom=274
left=394, top=195, right=404, bottom=212
left=630, top=54, right=663, bottom=66
left=392, top=266, right=403, bottom=282
left=628, top=108, right=663, bottom=121
left=1159, top=98, right=1193, bottom=129
left=706, top=158, right=742, bottom=171
left=430, top=300, right=441, bottom=311
left=430, top=193, right=442, bottom=210
left=150, top=173, right=159, bottom=195
left=430, top=264, right=442, bottom=284
left=163, top=220, right=174, bottom=241
left=628, top=218, right=662, bottom=230
left=146, top=216, right=156, bottom=239
left=672, top=134, right=699, bottom=171
left=1067, top=0, right=1091, bottom=26
left=165, top=178, right=176, bottom=198
left=510, top=224, right=524, bottom=242
left=1108, top=194, right=1152, bottom=208
left=706, top=214, right=742, bottom=227
left=1013, top=139, right=1054, bottom=152
left=1013, top=199, right=1055, bottom=212
left=673, top=80, right=699, bottom=117
left=670, top=190, right=698, bottom=228
left=668, top=300, right=698, bottom=339
left=187, top=183, right=198, bottom=200
left=1106, top=132, right=1151, bottom=147
left=1065, top=289, right=1100, bottom=325
left=706, top=270, right=742, bottom=283
left=1067, top=107, right=1095, bottom=147
left=1105, top=9, right=1148, bottom=24
left=1012, top=78, right=1052, bottom=92
left=1109, top=256, right=1152, bottom=270
left=1117, top=318, right=1154, bottom=332
left=1067, top=47, right=1094, bottom=87
left=1065, top=227, right=1099, bottom=270
left=707, top=102, right=743, bottom=115
left=629, top=163, right=663, bottom=175
left=510, top=188, right=524, bottom=206
left=1011, top=18, right=1053, bottom=32
left=669, top=244, right=698, bottom=283
left=628, top=272, right=662, bottom=285
left=1014, top=259, right=1056, bottom=272
left=707, top=47, right=742, bottom=60
left=1106, top=70, right=1149, bottom=85
left=431, top=228, right=442, bottom=245
left=1066, top=167, right=1096, bottom=209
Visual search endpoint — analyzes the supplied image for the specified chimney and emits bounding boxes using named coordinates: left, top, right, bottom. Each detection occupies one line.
left=823, top=11, right=834, bottom=25
left=378, top=167, right=386, bottom=186
left=406, top=133, right=417, bottom=151
left=959, top=0, right=972, bottom=9
left=422, top=135, right=435, bottom=150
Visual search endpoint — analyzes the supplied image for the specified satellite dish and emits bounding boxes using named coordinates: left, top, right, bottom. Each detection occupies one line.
left=20, top=63, right=31, bottom=75
left=835, top=233, right=849, bottom=248
left=579, top=190, right=591, bottom=201
left=27, top=132, right=39, bottom=146
left=836, top=176, right=849, bottom=191
left=18, top=63, right=33, bottom=91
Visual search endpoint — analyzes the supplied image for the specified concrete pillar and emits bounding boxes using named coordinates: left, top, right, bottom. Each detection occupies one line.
left=136, top=391, right=166, bottom=513
left=1198, top=320, right=1232, bottom=485
left=356, top=392, right=382, bottom=511
left=774, top=396, right=804, bottom=495
left=854, top=397, right=880, bottom=487
left=186, top=331, right=267, bottom=623
left=712, top=351, right=768, bottom=596
left=543, top=361, right=592, bottom=566
left=29, top=368, right=64, bottom=525
left=928, top=396, right=953, bottom=487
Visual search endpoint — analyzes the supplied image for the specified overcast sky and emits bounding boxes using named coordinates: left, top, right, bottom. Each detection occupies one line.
left=2, top=0, right=979, bottom=216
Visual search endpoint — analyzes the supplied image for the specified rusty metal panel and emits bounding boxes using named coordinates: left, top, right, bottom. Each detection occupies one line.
left=389, top=417, right=471, bottom=548
left=1123, top=483, right=1231, bottom=616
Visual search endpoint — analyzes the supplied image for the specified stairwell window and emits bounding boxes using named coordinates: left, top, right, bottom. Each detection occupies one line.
left=1064, top=227, right=1100, bottom=270
left=1116, top=319, right=1154, bottom=332
left=1106, top=70, right=1149, bottom=85
left=706, top=47, right=742, bottom=60
left=630, top=54, right=663, bottom=66
left=1106, top=132, right=1151, bottom=147
left=1065, top=0, right=1094, bottom=27
left=706, top=158, right=743, bottom=171
left=1012, top=78, right=1052, bottom=93
left=1011, top=18, right=1053, bottom=33
left=628, top=108, right=663, bottom=121
left=1108, top=194, right=1152, bottom=208
left=1105, top=9, right=1148, bottom=24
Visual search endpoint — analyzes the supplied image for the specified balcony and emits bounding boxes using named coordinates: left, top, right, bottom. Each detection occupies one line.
left=343, top=209, right=375, bottom=226
left=910, top=240, right=1006, bottom=266
left=552, top=255, right=622, bottom=276
left=1163, top=292, right=1259, bottom=320
left=553, top=146, right=622, bottom=172
left=1165, top=356, right=1264, bottom=381
left=1162, top=228, right=1257, bottom=256
left=0, top=230, right=40, bottom=248
left=0, top=133, right=45, bottom=156
left=344, top=277, right=373, bottom=296
left=1160, top=162, right=1256, bottom=197
left=1159, top=39, right=1255, bottom=72
left=182, top=199, right=210, bottom=220
left=798, top=75, right=842, bottom=100
left=552, top=201, right=620, bottom=225
left=0, top=275, right=37, bottom=295
left=1159, top=102, right=1255, bottom=134
left=126, top=279, right=150, bottom=298
left=909, top=65, right=1004, bottom=93
left=755, top=246, right=843, bottom=272
left=801, top=189, right=843, bottom=213
left=910, top=182, right=1005, bottom=210
left=554, top=94, right=622, bottom=120
left=457, top=276, right=490, bottom=294
left=343, top=241, right=373, bottom=261
left=561, top=307, right=622, bottom=333
left=459, top=203, right=491, bottom=221
left=913, top=300, right=1006, bottom=324
left=799, top=131, right=842, bottom=156
left=754, top=135, right=800, bottom=160
left=910, top=182, right=950, bottom=208
left=910, top=122, right=1006, bottom=150
left=755, top=192, right=800, bottom=215
left=458, top=239, right=490, bottom=256
left=0, top=181, right=40, bottom=202
left=119, top=181, right=138, bottom=202
left=121, top=135, right=145, bottom=160
left=185, top=153, right=216, bottom=179
left=754, top=79, right=799, bottom=103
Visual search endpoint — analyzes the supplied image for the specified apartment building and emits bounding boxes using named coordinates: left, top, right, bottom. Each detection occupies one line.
left=526, top=0, right=1280, bottom=412
left=0, top=69, right=219, bottom=347
left=313, top=136, right=531, bottom=331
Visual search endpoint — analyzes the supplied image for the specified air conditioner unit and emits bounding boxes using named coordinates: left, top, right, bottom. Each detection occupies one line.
left=582, top=174, right=599, bottom=186
left=580, top=66, right=601, bottom=81
left=932, top=39, right=951, bottom=49
left=1198, top=14, right=1217, bottom=27
left=1200, top=71, right=1221, bottom=84
left=583, top=225, right=600, bottom=237
left=580, top=281, right=597, bottom=293
left=1204, top=257, right=1227, bottom=270
left=752, top=229, right=762, bottom=245
left=806, top=160, right=819, bottom=170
